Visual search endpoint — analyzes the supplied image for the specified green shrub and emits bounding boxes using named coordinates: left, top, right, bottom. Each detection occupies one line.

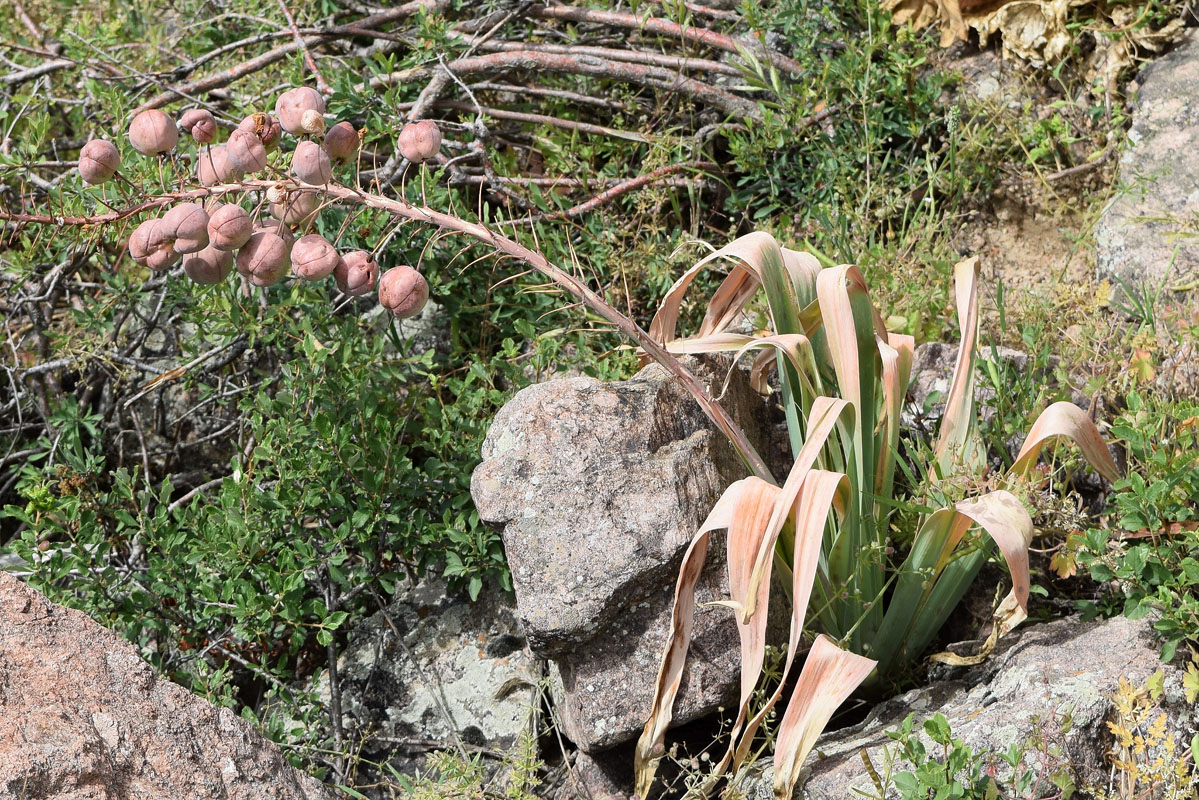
left=1077, top=391, right=1199, bottom=661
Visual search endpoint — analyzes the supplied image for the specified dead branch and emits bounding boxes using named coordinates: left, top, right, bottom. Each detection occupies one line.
left=517, top=161, right=718, bottom=223
left=526, top=4, right=804, bottom=77
left=132, top=0, right=446, bottom=113
left=463, top=38, right=743, bottom=77
left=429, top=101, right=650, bottom=141
left=371, top=50, right=762, bottom=120
left=273, top=0, right=332, bottom=95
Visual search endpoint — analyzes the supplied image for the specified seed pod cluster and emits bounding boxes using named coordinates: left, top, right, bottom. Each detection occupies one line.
left=111, top=86, right=434, bottom=318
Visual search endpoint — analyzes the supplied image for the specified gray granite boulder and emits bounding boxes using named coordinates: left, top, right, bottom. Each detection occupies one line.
left=472, top=356, right=788, bottom=752
left=738, top=615, right=1192, bottom=799
left=1096, top=30, right=1199, bottom=294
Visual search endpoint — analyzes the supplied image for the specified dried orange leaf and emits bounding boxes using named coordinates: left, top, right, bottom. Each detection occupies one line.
left=772, top=635, right=876, bottom=800
left=1010, top=401, right=1121, bottom=484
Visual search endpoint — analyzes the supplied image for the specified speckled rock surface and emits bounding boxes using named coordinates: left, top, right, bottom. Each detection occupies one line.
left=1096, top=29, right=1199, bottom=293
left=739, top=615, right=1192, bottom=799
left=0, top=572, right=335, bottom=800
left=472, top=355, right=787, bottom=752
left=547, top=530, right=763, bottom=753
left=330, top=575, right=539, bottom=770
left=472, top=356, right=782, bottom=656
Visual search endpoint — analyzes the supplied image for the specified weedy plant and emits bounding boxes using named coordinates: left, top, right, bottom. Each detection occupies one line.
left=631, top=233, right=1121, bottom=798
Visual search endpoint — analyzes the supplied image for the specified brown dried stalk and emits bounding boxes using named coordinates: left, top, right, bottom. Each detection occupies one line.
left=0, top=180, right=773, bottom=481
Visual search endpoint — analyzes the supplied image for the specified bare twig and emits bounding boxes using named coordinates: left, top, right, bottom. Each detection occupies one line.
left=371, top=50, right=762, bottom=120
left=132, top=0, right=446, bottom=112
left=430, top=100, right=650, bottom=141
left=273, top=0, right=332, bottom=95
left=463, top=37, right=743, bottom=76
left=515, top=160, right=718, bottom=224
left=527, top=4, right=804, bottom=77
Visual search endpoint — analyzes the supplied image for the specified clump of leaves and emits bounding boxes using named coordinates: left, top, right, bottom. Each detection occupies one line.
left=872, top=711, right=1076, bottom=800
left=1076, top=392, right=1199, bottom=661
left=634, top=232, right=1119, bottom=798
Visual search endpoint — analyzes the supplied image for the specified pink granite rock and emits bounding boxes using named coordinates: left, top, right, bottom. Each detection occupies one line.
left=0, top=572, right=335, bottom=800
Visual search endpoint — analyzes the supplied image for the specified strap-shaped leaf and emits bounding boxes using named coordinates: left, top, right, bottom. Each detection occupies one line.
left=649, top=232, right=797, bottom=344
left=742, top=397, right=852, bottom=623
left=933, top=257, right=984, bottom=475
left=782, top=247, right=822, bottom=309
left=1010, top=401, right=1121, bottom=484
left=814, top=265, right=880, bottom=617
left=772, top=635, right=877, bottom=800
left=718, top=476, right=784, bottom=777
left=730, top=470, right=848, bottom=775
left=634, top=477, right=775, bottom=798
left=953, top=490, right=1035, bottom=611
left=876, top=333, right=915, bottom=511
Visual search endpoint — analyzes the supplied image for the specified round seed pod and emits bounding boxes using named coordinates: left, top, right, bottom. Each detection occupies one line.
left=323, top=122, right=358, bottom=163
left=128, top=218, right=180, bottom=271
left=292, top=140, right=332, bottom=185
left=128, top=219, right=161, bottom=264
left=397, top=120, right=442, bottom=163
left=239, top=113, right=282, bottom=151
left=226, top=128, right=268, bottom=174
left=196, top=145, right=242, bottom=186
left=160, top=202, right=210, bottom=254
left=183, top=244, right=234, bottom=284
left=78, top=139, right=120, bottom=185
left=269, top=191, right=319, bottom=226
left=378, top=265, right=429, bottom=319
left=236, top=225, right=293, bottom=287
left=300, top=109, right=326, bottom=136
left=128, top=109, right=179, bottom=156
left=207, top=204, right=253, bottom=251
left=179, top=109, right=217, bottom=144
left=333, top=250, right=379, bottom=296
left=274, top=87, right=326, bottom=136
left=290, top=234, right=340, bottom=280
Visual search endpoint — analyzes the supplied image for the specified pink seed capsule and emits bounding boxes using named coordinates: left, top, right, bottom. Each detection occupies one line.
left=196, top=145, right=243, bottom=186
left=324, top=122, right=358, bottom=163
left=128, top=109, right=178, bottom=156
left=290, top=234, right=340, bottom=280
left=236, top=226, right=293, bottom=287
left=333, top=250, right=378, bottom=296
left=226, top=129, right=267, bottom=173
left=179, top=109, right=218, bottom=144
left=183, top=244, right=234, bottom=285
left=292, top=140, right=332, bottom=185
left=397, top=120, right=441, bottom=163
left=78, top=139, right=120, bottom=185
left=378, top=265, right=429, bottom=319
left=207, top=204, right=253, bottom=251
left=160, top=202, right=210, bottom=254
left=239, top=113, right=282, bottom=151
left=274, top=86, right=326, bottom=136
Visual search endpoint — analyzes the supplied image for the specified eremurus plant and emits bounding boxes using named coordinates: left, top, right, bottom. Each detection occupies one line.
left=633, top=232, right=1121, bottom=799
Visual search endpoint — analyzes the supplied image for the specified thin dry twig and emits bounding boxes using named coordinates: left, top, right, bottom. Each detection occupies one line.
left=273, top=0, right=332, bottom=95
left=527, top=4, right=805, bottom=77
